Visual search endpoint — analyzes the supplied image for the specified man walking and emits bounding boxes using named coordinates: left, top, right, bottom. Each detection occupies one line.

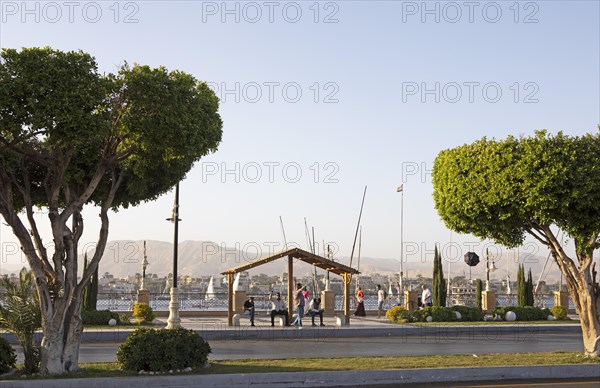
left=377, top=284, right=386, bottom=318
left=243, top=296, right=255, bottom=326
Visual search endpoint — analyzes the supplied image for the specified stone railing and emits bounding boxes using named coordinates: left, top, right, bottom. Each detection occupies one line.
left=94, top=291, right=572, bottom=311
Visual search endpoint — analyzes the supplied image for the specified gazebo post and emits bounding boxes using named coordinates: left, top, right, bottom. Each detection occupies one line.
left=227, top=272, right=234, bottom=326
left=288, top=255, right=294, bottom=322
left=343, top=273, right=351, bottom=325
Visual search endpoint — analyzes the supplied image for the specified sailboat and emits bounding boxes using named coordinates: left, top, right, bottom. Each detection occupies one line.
left=205, top=276, right=216, bottom=301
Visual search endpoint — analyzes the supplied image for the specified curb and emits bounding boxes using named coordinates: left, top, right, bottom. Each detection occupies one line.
left=2, top=364, right=599, bottom=387
left=0, top=324, right=582, bottom=344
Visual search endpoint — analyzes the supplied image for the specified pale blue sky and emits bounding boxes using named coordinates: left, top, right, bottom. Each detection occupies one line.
left=0, top=1, right=599, bottom=274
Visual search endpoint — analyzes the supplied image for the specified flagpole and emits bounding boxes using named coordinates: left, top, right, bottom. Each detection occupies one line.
left=397, top=184, right=404, bottom=295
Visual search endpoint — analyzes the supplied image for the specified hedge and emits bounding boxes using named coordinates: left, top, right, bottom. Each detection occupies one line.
left=117, top=328, right=211, bottom=372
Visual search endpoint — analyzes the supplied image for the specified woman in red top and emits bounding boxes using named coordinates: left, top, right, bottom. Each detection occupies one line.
left=354, top=286, right=366, bottom=316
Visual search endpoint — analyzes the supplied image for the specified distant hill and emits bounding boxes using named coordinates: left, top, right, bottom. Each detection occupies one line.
left=0, top=239, right=564, bottom=283
left=95, top=240, right=564, bottom=283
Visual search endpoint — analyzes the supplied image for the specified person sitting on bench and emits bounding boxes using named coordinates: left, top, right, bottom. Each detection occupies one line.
left=243, top=296, right=255, bottom=326
left=269, top=291, right=289, bottom=326
left=308, top=297, right=325, bottom=326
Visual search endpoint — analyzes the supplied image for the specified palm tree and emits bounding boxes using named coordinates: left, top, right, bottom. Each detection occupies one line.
left=0, top=268, right=42, bottom=373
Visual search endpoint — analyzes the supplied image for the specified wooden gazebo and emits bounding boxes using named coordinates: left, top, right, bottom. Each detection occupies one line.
left=221, top=247, right=359, bottom=326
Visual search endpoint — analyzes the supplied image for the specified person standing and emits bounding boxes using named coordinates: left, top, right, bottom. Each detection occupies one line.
left=302, top=286, right=310, bottom=314
left=377, top=284, right=386, bottom=318
left=354, top=286, right=366, bottom=317
left=243, top=296, right=255, bottom=326
left=421, top=284, right=433, bottom=307
left=292, top=283, right=305, bottom=328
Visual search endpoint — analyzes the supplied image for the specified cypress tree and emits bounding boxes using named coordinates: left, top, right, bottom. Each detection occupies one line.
left=89, top=265, right=99, bottom=311
left=433, top=245, right=440, bottom=306
left=439, top=248, right=446, bottom=307
left=526, top=268, right=534, bottom=306
left=432, top=245, right=447, bottom=307
left=517, top=264, right=526, bottom=307
left=82, top=255, right=89, bottom=310
left=476, top=278, right=482, bottom=309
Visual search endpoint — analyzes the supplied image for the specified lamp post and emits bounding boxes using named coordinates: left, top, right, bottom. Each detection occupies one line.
left=485, top=248, right=496, bottom=292
left=397, top=184, right=404, bottom=298
left=141, top=241, right=149, bottom=291
left=166, top=183, right=181, bottom=329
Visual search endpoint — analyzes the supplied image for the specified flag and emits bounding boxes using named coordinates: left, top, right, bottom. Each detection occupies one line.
left=397, top=184, right=404, bottom=192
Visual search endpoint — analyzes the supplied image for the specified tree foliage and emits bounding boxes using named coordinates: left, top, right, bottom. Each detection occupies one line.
left=0, top=268, right=42, bottom=373
left=432, top=245, right=446, bottom=307
left=432, top=130, right=600, bottom=356
left=82, top=255, right=99, bottom=311
left=476, top=279, right=482, bottom=309
left=517, top=265, right=526, bottom=307
left=526, top=268, right=535, bottom=307
left=0, top=47, right=223, bottom=373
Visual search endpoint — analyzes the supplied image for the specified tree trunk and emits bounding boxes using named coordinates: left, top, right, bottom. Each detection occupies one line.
left=559, top=254, right=600, bottom=357
left=39, top=297, right=84, bottom=374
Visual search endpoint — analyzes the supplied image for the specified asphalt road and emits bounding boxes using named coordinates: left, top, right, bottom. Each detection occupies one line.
left=14, top=332, right=584, bottom=363
left=368, top=379, right=600, bottom=388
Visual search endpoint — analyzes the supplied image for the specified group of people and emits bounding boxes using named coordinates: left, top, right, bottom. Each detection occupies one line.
left=353, top=284, right=434, bottom=317
left=353, top=284, right=388, bottom=318
left=242, top=283, right=325, bottom=328
left=243, top=283, right=435, bottom=326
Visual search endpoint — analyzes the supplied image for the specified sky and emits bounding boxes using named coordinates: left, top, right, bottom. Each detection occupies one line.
left=0, top=0, right=599, bottom=277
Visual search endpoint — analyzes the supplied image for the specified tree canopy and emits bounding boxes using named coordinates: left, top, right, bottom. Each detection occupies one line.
left=432, top=131, right=599, bottom=255
left=0, top=47, right=223, bottom=373
left=432, top=130, right=600, bottom=356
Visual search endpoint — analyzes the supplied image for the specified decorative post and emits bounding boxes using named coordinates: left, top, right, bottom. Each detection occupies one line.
left=166, top=183, right=181, bottom=329
left=137, top=240, right=150, bottom=305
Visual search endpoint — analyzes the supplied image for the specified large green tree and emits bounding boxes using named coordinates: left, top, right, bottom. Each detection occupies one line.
left=432, top=131, right=600, bottom=357
left=0, top=47, right=223, bottom=373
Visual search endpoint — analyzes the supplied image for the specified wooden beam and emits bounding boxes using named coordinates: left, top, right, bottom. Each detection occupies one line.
left=227, top=272, right=234, bottom=326
left=288, top=255, right=294, bottom=323
left=343, top=273, right=352, bottom=325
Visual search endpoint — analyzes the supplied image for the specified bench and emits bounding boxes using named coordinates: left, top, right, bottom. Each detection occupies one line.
left=292, top=312, right=343, bottom=326
left=232, top=311, right=253, bottom=326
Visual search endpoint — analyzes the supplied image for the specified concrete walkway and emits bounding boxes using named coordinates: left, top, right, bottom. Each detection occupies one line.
left=0, top=315, right=583, bottom=344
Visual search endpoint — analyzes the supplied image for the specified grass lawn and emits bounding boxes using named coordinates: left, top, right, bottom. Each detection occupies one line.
left=2, top=352, right=598, bottom=380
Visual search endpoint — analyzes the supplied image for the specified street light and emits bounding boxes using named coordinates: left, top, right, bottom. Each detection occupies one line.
left=166, top=183, right=181, bottom=329
left=485, top=248, right=497, bottom=291
left=397, top=184, right=404, bottom=298
left=141, top=240, right=149, bottom=291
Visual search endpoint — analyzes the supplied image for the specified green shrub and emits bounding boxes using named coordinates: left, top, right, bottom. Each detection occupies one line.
left=0, top=337, right=17, bottom=374
left=117, top=328, right=211, bottom=372
left=412, top=306, right=457, bottom=322
left=132, top=303, right=155, bottom=323
left=551, top=305, right=568, bottom=320
left=493, top=306, right=551, bottom=321
left=386, top=306, right=411, bottom=323
left=450, top=305, right=484, bottom=321
left=82, top=309, right=120, bottom=326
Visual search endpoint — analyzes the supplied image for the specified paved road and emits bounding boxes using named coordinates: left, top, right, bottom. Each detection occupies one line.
left=371, top=379, right=600, bottom=388
left=15, top=332, right=583, bottom=363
